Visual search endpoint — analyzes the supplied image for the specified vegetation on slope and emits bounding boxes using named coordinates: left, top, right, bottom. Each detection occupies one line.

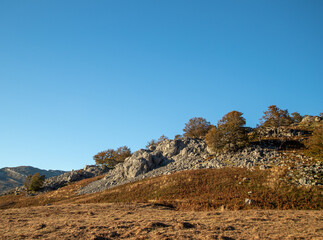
left=1, top=168, right=321, bottom=211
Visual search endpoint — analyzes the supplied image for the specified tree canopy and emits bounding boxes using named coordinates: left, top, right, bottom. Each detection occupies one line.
left=183, top=117, right=212, bottom=139
left=94, top=146, right=131, bottom=167
left=206, top=111, right=249, bottom=152
left=260, top=105, right=292, bottom=128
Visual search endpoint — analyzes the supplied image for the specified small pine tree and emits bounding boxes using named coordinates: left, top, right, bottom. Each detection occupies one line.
left=24, top=173, right=45, bottom=192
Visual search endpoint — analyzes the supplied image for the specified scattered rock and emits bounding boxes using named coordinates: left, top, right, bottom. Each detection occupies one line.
left=245, top=198, right=254, bottom=205
left=181, top=222, right=195, bottom=229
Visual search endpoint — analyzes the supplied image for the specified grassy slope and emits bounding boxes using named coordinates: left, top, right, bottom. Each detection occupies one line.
left=0, top=168, right=321, bottom=210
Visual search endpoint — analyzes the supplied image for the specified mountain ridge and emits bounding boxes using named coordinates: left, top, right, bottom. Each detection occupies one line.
left=0, top=166, right=65, bottom=194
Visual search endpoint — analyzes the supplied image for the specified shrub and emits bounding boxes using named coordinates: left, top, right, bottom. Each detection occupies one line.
left=24, top=173, right=45, bottom=192
left=146, top=139, right=157, bottom=149
left=291, top=112, right=303, bottom=123
left=260, top=105, right=292, bottom=128
left=205, top=111, right=249, bottom=152
left=94, top=146, right=131, bottom=167
left=305, top=124, right=323, bottom=160
left=174, top=134, right=183, bottom=140
left=183, top=117, right=212, bottom=139
left=146, top=135, right=169, bottom=149
left=157, top=134, right=169, bottom=142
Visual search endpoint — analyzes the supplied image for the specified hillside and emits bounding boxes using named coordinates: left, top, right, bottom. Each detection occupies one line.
left=1, top=114, right=321, bottom=210
left=0, top=167, right=321, bottom=211
left=0, top=166, right=65, bottom=194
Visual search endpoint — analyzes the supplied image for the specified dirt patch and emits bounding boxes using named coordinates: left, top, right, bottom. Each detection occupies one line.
left=0, top=203, right=322, bottom=239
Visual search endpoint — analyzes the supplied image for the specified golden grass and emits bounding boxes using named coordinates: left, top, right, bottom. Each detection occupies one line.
left=0, top=168, right=321, bottom=211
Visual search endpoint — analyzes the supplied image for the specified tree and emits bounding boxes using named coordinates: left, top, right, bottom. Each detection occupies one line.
left=260, top=105, right=292, bottom=128
left=183, top=117, right=212, bottom=139
left=291, top=112, right=303, bottom=123
left=93, top=146, right=131, bottom=167
left=24, top=173, right=45, bottom=192
left=205, top=111, right=249, bottom=152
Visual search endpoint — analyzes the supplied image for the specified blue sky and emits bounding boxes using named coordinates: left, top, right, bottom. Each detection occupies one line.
left=0, top=0, right=322, bottom=171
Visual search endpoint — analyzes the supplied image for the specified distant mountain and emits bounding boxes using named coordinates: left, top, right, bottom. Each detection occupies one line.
left=0, top=166, right=65, bottom=194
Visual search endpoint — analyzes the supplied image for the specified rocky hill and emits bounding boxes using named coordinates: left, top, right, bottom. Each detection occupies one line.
left=79, top=136, right=322, bottom=195
left=0, top=166, right=65, bottom=194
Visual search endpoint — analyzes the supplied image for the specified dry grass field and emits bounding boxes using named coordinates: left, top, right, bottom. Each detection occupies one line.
left=1, top=203, right=322, bottom=239
left=0, top=168, right=322, bottom=239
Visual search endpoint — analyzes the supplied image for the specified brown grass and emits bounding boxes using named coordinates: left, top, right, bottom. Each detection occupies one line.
left=78, top=168, right=322, bottom=210
left=1, top=168, right=321, bottom=211
left=1, top=203, right=322, bottom=240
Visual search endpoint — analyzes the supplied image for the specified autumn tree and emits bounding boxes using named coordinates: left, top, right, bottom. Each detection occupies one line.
left=24, top=173, right=45, bottom=192
left=291, top=112, right=303, bottom=123
left=94, top=146, right=131, bottom=167
left=205, top=111, right=249, bottom=152
left=260, top=105, right=292, bottom=128
left=183, top=117, right=212, bottom=139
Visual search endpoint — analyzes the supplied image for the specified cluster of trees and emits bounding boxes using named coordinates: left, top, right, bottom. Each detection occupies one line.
left=94, top=105, right=322, bottom=167
left=182, top=105, right=322, bottom=156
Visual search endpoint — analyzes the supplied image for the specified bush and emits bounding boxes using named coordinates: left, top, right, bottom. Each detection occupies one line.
left=174, top=134, right=183, bottom=140
left=260, top=105, right=292, bottom=128
left=205, top=111, right=249, bottom=152
left=146, top=135, right=169, bottom=149
left=291, top=112, right=303, bottom=123
left=157, top=134, right=169, bottom=142
left=24, top=173, right=45, bottom=192
left=94, top=146, right=131, bottom=167
left=305, top=124, right=323, bottom=160
left=183, top=117, right=212, bottom=139
left=146, top=139, right=157, bottom=149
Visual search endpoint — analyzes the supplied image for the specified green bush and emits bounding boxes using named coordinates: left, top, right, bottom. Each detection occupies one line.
left=24, top=173, right=45, bottom=192
left=205, top=111, right=249, bottom=152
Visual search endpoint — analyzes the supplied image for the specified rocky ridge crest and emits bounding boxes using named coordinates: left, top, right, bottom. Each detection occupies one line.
left=79, top=137, right=322, bottom=195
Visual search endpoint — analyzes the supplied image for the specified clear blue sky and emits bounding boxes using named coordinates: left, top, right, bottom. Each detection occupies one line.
left=0, top=0, right=322, bottom=171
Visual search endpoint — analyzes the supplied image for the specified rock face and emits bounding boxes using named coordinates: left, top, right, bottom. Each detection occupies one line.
left=79, top=138, right=208, bottom=194
left=0, top=166, right=65, bottom=194
left=79, top=137, right=322, bottom=195
left=256, top=127, right=310, bottom=138
left=300, top=115, right=321, bottom=126
left=42, top=165, right=110, bottom=191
